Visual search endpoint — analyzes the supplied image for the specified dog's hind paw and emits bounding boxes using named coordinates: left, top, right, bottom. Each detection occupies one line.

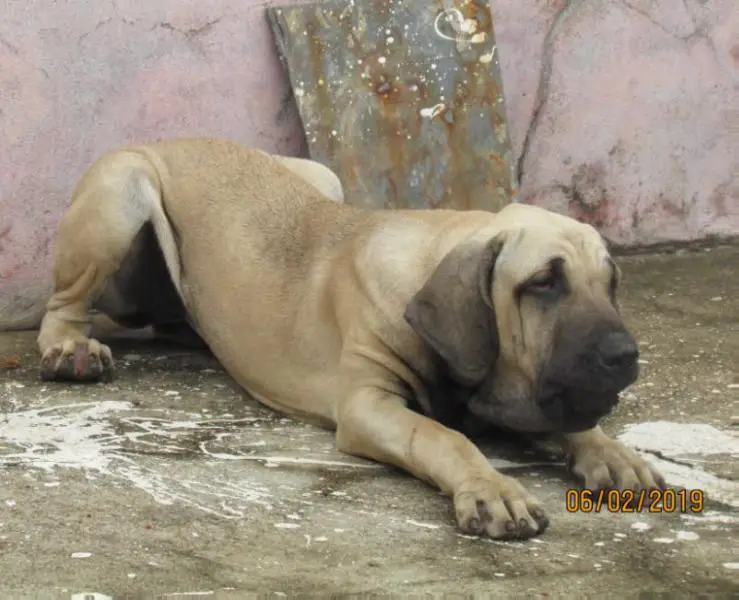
left=40, top=338, right=114, bottom=383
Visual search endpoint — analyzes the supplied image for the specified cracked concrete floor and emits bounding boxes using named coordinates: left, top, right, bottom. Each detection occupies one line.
left=0, top=246, right=737, bottom=599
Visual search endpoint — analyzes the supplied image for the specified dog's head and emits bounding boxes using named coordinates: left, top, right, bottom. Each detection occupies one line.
left=403, top=204, right=638, bottom=434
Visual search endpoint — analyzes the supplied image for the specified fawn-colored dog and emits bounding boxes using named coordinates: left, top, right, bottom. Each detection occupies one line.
left=38, top=138, right=664, bottom=539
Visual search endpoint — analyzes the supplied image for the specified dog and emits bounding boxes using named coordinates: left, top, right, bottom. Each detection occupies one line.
left=37, top=138, right=665, bottom=540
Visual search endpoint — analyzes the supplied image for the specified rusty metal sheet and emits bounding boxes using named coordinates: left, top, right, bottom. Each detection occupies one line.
left=267, top=0, right=517, bottom=211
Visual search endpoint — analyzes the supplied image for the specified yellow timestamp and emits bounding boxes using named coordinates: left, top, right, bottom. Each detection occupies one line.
left=565, top=488, right=705, bottom=513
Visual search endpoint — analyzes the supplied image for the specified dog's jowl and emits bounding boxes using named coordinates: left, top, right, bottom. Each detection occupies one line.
left=37, top=138, right=666, bottom=540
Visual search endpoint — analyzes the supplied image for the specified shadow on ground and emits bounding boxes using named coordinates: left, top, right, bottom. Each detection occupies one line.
left=0, top=247, right=737, bottom=598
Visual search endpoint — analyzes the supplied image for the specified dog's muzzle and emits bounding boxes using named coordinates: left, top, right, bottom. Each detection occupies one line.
left=538, top=328, right=640, bottom=432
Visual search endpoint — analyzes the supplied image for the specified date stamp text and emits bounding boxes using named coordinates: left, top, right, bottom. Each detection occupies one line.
left=565, top=488, right=705, bottom=513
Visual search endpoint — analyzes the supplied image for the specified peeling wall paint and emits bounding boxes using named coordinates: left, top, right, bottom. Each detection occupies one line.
left=1, top=0, right=737, bottom=329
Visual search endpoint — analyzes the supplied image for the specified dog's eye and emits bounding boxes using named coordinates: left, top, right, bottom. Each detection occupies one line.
left=527, top=275, right=558, bottom=294
left=518, top=260, right=567, bottom=301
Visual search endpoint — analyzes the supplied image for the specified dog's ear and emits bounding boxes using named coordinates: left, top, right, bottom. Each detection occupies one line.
left=404, top=237, right=504, bottom=386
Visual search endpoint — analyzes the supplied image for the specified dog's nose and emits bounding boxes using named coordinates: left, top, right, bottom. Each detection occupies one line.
left=597, top=331, right=638, bottom=370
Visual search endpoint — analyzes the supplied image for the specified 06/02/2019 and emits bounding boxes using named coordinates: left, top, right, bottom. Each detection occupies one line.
left=565, top=488, right=705, bottom=513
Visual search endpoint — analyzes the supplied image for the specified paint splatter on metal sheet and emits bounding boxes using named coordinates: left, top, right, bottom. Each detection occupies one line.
left=268, top=0, right=516, bottom=211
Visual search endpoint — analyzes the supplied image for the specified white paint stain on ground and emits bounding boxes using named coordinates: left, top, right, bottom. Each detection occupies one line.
left=3, top=401, right=736, bottom=529
left=0, top=400, right=275, bottom=518
left=406, top=519, right=442, bottom=530
left=1, top=401, right=128, bottom=471
left=619, top=421, right=739, bottom=456
left=618, top=421, right=738, bottom=508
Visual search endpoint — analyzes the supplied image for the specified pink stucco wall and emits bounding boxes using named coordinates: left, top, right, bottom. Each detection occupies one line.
left=504, top=0, right=738, bottom=246
left=1, top=0, right=737, bottom=329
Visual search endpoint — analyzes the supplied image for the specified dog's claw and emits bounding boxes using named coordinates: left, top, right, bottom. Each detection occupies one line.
left=569, top=433, right=665, bottom=498
left=454, top=475, right=548, bottom=541
left=39, top=338, right=114, bottom=383
left=533, top=511, right=550, bottom=532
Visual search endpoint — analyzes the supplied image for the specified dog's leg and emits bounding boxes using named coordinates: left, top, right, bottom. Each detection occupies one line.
left=37, top=152, right=172, bottom=382
left=563, top=426, right=666, bottom=490
left=336, top=388, right=550, bottom=540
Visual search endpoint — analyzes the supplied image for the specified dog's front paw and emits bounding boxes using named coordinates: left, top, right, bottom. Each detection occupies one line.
left=40, top=338, right=114, bottom=383
left=453, top=474, right=549, bottom=540
left=568, top=432, right=666, bottom=491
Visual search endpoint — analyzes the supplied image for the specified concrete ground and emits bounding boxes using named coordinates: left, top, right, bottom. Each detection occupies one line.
left=1, top=246, right=737, bottom=599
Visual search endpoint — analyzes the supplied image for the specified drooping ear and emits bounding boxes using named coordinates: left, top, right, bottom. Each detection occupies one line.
left=403, top=237, right=504, bottom=386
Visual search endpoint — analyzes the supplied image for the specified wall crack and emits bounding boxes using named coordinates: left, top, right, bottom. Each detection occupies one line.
left=155, top=18, right=223, bottom=40
left=516, top=0, right=585, bottom=187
